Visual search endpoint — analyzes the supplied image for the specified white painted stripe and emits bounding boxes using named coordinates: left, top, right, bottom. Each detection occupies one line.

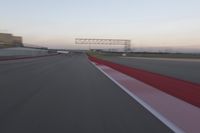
left=89, top=61, right=185, bottom=133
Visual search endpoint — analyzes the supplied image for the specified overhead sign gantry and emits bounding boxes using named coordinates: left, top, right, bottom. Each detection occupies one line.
left=75, top=38, right=131, bottom=52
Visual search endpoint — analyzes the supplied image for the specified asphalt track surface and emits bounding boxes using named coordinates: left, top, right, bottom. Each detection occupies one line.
left=103, top=56, right=200, bottom=84
left=0, top=53, right=172, bottom=133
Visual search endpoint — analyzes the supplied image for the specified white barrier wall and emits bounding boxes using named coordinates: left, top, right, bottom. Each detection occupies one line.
left=0, top=47, right=48, bottom=56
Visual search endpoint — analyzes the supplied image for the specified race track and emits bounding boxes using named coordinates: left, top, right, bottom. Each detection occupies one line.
left=0, top=53, right=171, bottom=133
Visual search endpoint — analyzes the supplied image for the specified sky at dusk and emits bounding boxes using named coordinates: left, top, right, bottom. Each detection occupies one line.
left=1, top=0, right=200, bottom=49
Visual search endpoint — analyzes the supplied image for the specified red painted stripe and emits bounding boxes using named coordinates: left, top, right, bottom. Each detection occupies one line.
left=0, top=53, right=60, bottom=61
left=88, top=55, right=200, bottom=108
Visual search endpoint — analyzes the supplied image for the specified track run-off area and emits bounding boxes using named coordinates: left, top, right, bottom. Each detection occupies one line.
left=0, top=53, right=199, bottom=133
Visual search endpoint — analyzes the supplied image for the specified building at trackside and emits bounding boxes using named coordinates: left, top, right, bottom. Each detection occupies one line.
left=0, top=33, right=23, bottom=48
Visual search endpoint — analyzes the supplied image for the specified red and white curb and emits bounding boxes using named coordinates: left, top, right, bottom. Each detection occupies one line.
left=90, top=61, right=200, bottom=133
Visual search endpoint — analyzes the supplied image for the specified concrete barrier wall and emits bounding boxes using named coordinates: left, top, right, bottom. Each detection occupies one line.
left=0, top=47, right=48, bottom=56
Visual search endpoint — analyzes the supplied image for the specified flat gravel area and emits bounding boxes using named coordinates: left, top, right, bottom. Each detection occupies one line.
left=103, top=56, right=200, bottom=84
left=0, top=53, right=171, bottom=133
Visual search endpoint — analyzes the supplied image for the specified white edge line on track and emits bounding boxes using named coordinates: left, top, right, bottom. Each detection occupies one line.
left=89, top=61, right=185, bottom=133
